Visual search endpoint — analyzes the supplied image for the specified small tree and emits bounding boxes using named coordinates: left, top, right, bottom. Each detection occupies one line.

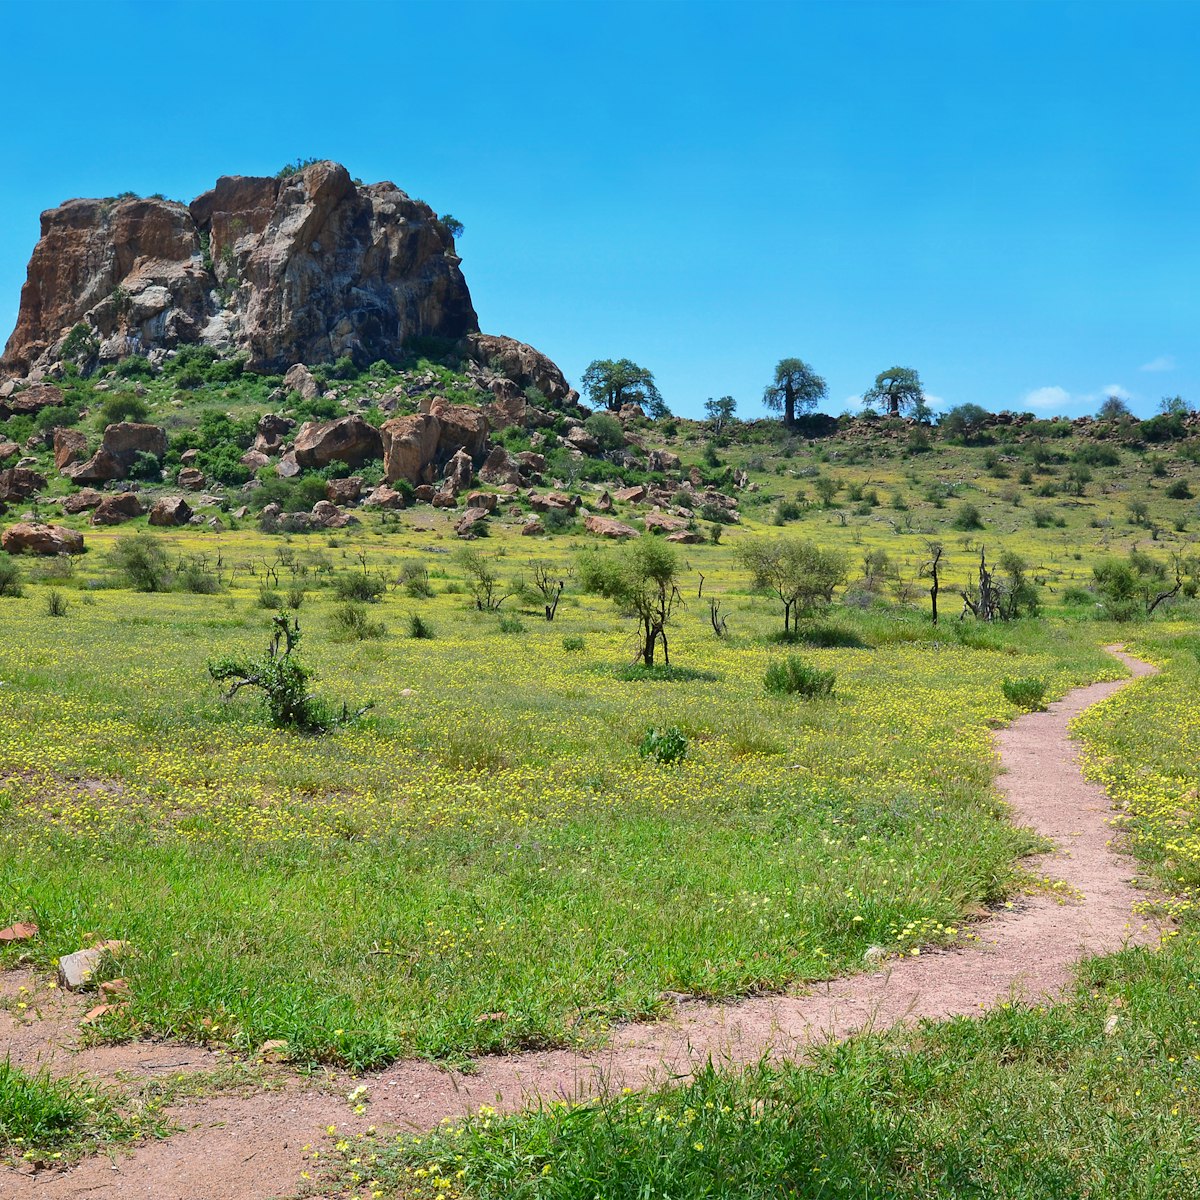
left=209, top=615, right=368, bottom=732
left=763, top=359, right=826, bottom=427
left=1098, top=395, right=1133, bottom=421
left=439, top=213, right=464, bottom=239
left=581, top=359, right=667, bottom=418
left=940, top=403, right=991, bottom=442
left=110, top=532, right=171, bottom=592
left=704, top=395, right=737, bottom=433
left=528, top=560, right=568, bottom=621
left=736, top=536, right=849, bottom=633
left=920, top=539, right=944, bottom=624
left=864, top=367, right=925, bottom=419
left=456, top=546, right=512, bottom=611
left=578, top=536, right=683, bottom=667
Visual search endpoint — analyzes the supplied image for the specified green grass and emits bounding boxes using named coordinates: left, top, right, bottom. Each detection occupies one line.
left=0, top=1059, right=160, bottom=1166
left=0, top=533, right=1122, bottom=1069
left=317, top=626, right=1200, bottom=1199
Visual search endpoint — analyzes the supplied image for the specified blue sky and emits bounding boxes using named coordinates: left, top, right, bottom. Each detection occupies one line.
left=1, top=0, right=1195, bottom=419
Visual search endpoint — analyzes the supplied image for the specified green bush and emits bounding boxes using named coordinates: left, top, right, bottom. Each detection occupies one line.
left=408, top=613, right=435, bottom=639
left=126, top=449, right=163, bottom=481
left=639, top=725, right=688, bottom=764
left=951, top=502, right=984, bottom=531
left=797, top=623, right=870, bottom=649
left=176, top=562, right=221, bottom=595
left=583, top=411, right=625, bottom=451
left=764, top=656, right=836, bottom=698
left=330, top=601, right=386, bottom=641
left=562, top=634, right=585, bottom=652
left=257, top=586, right=283, bottom=610
left=332, top=572, right=385, bottom=603
left=44, top=589, right=68, bottom=617
left=98, top=393, right=149, bottom=426
left=1002, top=676, right=1048, bottom=710
left=0, top=552, right=23, bottom=598
left=498, top=614, right=525, bottom=634
left=1166, top=479, right=1193, bottom=500
left=109, top=533, right=170, bottom=592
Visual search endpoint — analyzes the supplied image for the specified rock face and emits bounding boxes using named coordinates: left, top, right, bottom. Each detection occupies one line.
left=2, top=521, right=85, bottom=555
left=380, top=400, right=489, bottom=487
left=91, top=493, right=144, bottom=525
left=0, top=467, right=46, bottom=502
left=149, top=496, right=192, bottom=526
left=462, top=334, right=574, bottom=405
left=3, top=161, right=479, bottom=376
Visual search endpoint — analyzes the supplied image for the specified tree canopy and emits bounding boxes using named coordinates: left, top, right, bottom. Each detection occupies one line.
left=763, top=359, right=826, bottom=427
left=581, top=359, right=667, bottom=418
left=940, top=403, right=991, bottom=442
left=704, top=395, right=737, bottom=432
left=736, top=536, right=848, bottom=632
left=864, top=366, right=925, bottom=418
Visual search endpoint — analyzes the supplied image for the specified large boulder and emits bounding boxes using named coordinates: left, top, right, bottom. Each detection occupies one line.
left=252, top=412, right=294, bottom=456
left=148, top=496, right=192, bottom=526
left=424, top=397, right=489, bottom=461
left=0, top=466, right=46, bottom=502
left=0, top=442, right=18, bottom=463
left=325, top=476, right=362, bottom=505
left=0, top=382, right=65, bottom=420
left=584, top=515, right=638, bottom=539
left=293, top=415, right=382, bottom=470
left=91, top=492, right=144, bottom=525
left=1, top=521, right=85, bottom=555
left=283, top=363, right=320, bottom=400
left=69, top=422, right=167, bottom=483
left=54, top=427, right=88, bottom=470
left=478, top=444, right=523, bottom=486
left=62, top=488, right=104, bottom=514
left=380, top=412, right=441, bottom=486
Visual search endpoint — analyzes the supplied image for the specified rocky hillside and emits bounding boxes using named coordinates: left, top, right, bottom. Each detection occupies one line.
left=2, top=161, right=483, bottom=376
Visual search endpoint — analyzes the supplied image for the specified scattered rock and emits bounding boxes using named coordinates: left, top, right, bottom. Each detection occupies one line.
left=283, top=363, right=320, bottom=400
left=0, top=922, right=38, bottom=942
left=596, top=490, right=613, bottom=513
left=455, top=506, right=490, bottom=537
left=464, top=491, right=496, bottom=512
left=259, top=1039, right=290, bottom=1063
left=613, top=484, right=647, bottom=504
left=0, top=467, right=47, bottom=502
left=0, top=442, right=18, bottom=462
left=644, top=509, right=687, bottom=534
left=275, top=452, right=301, bottom=478
left=178, top=466, right=206, bottom=489
left=648, top=449, right=681, bottom=472
left=362, top=484, right=407, bottom=509
left=325, top=476, right=362, bottom=505
left=62, top=488, right=104, bottom=514
left=520, top=518, right=545, bottom=536
left=666, top=529, right=703, bottom=544
left=58, top=948, right=103, bottom=991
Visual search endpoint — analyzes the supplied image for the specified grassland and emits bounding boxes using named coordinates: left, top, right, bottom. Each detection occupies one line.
left=3, top=357, right=1200, bottom=1184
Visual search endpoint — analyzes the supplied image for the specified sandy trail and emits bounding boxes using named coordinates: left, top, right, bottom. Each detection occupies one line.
left=3, top=648, right=1162, bottom=1198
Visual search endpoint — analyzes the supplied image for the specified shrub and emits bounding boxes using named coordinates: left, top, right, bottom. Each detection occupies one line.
left=498, top=614, right=525, bottom=634
left=408, top=613, right=435, bottom=639
left=210, top=615, right=364, bottom=732
left=400, top=561, right=433, bottom=598
left=98, top=393, right=149, bottom=426
left=0, top=552, right=23, bottom=598
left=773, top=499, right=802, bottom=525
left=952, top=502, right=984, bottom=530
left=798, top=623, right=870, bottom=649
left=285, top=585, right=306, bottom=610
left=257, top=586, right=283, bottom=610
left=583, top=411, right=625, bottom=451
left=177, top=562, right=220, bottom=595
left=764, top=656, right=836, bottom=698
left=1061, top=586, right=1095, bottom=606
left=638, top=725, right=688, bottom=765
left=126, top=450, right=163, bottom=481
left=332, top=572, right=386, bottom=603
left=541, top=506, right=577, bottom=534
left=1002, top=676, right=1048, bottom=710
left=562, top=634, right=585, bottom=652
left=109, top=533, right=170, bottom=592
left=1166, top=479, right=1193, bottom=499
left=44, top=589, right=68, bottom=617
left=330, top=601, right=386, bottom=641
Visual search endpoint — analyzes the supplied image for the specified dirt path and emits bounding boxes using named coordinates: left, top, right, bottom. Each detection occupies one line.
left=3, top=648, right=1163, bottom=1198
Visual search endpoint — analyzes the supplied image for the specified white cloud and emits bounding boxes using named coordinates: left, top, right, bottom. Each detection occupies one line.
left=1097, top=383, right=1132, bottom=401
left=1140, top=355, right=1175, bottom=373
left=1023, top=385, right=1071, bottom=412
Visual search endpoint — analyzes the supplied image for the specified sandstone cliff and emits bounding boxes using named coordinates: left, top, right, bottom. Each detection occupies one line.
left=3, top=161, right=480, bottom=375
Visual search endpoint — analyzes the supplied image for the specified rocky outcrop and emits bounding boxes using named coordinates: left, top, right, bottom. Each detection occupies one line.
left=2, top=522, right=85, bottom=555
left=3, top=162, right=479, bottom=376
left=0, top=382, right=64, bottom=420
left=54, top=427, right=88, bottom=470
left=462, top=334, right=574, bottom=405
left=380, top=401, right=488, bottom=487
left=293, top=415, right=382, bottom=469
left=584, top=515, right=638, bottom=539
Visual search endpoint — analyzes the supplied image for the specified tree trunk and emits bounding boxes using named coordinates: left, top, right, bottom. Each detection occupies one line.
left=784, top=380, right=796, bottom=426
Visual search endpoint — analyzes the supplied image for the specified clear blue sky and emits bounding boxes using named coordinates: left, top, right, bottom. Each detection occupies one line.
left=1, top=0, right=1195, bottom=420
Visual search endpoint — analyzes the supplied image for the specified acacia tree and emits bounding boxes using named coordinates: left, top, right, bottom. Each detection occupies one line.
left=763, top=359, right=826, bottom=427
left=864, top=366, right=925, bottom=418
left=736, top=536, right=849, bottom=633
left=578, top=536, right=683, bottom=667
left=581, top=359, right=667, bottom=418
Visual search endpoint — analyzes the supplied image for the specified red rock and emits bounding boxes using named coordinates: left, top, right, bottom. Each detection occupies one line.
left=148, top=496, right=192, bottom=526
left=0, top=922, right=38, bottom=942
left=0, top=467, right=46, bottom=502
left=1, top=521, right=85, bottom=555
left=91, top=492, right=144, bottom=525
left=293, top=415, right=382, bottom=470
left=584, top=515, right=638, bottom=538
left=613, top=484, right=647, bottom=503
left=54, top=427, right=88, bottom=470
left=177, top=466, right=205, bottom=489
left=62, top=488, right=104, bottom=514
